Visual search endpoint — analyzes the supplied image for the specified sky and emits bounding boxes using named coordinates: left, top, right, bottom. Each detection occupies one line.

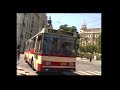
left=46, top=13, right=101, bottom=32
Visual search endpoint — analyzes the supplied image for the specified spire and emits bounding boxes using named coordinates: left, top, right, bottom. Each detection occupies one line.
left=80, top=19, right=87, bottom=30
left=83, top=19, right=86, bottom=25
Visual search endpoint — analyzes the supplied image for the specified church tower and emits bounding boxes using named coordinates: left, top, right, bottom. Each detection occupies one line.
left=80, top=20, right=87, bottom=33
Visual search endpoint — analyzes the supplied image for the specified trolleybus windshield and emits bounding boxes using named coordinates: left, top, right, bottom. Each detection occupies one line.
left=42, top=33, right=76, bottom=56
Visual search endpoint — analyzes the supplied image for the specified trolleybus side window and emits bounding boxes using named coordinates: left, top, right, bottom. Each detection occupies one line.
left=29, top=40, right=33, bottom=50
left=36, top=35, right=42, bottom=53
left=33, top=37, right=36, bottom=48
left=29, top=37, right=36, bottom=50
left=28, top=41, right=30, bottom=50
left=25, top=43, right=27, bottom=51
left=26, top=41, right=30, bottom=51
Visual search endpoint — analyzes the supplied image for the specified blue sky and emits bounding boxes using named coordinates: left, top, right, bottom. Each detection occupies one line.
left=46, top=13, right=101, bottom=32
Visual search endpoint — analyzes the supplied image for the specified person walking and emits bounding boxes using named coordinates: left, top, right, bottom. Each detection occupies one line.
left=17, top=45, right=21, bottom=64
left=89, top=56, right=92, bottom=62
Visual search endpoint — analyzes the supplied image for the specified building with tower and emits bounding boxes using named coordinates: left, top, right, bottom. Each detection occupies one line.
left=79, top=20, right=101, bottom=46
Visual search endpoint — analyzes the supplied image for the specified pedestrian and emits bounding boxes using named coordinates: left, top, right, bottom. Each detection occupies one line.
left=17, top=45, right=21, bottom=64
left=89, top=56, right=92, bottom=62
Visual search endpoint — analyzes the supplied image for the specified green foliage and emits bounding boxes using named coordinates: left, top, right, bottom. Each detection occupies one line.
left=79, top=45, right=99, bottom=55
left=97, top=35, right=101, bottom=53
left=79, top=53, right=84, bottom=58
left=59, top=24, right=77, bottom=32
left=96, top=54, right=101, bottom=60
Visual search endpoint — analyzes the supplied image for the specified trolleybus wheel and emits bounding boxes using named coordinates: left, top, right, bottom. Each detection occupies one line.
left=31, top=57, right=35, bottom=71
left=24, top=55, right=27, bottom=63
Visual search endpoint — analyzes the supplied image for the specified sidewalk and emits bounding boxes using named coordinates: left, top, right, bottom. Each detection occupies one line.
left=17, top=54, right=38, bottom=76
left=17, top=65, right=27, bottom=75
left=17, top=54, right=29, bottom=76
left=76, top=57, right=100, bottom=61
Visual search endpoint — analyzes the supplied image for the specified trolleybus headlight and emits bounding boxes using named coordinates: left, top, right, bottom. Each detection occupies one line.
left=46, top=61, right=51, bottom=65
left=69, top=62, right=74, bottom=66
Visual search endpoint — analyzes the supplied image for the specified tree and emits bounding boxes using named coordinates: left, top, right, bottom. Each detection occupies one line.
left=97, top=35, right=101, bottom=53
left=71, top=26, right=77, bottom=32
left=79, top=53, right=84, bottom=59
left=79, top=46, right=85, bottom=53
left=76, top=32, right=80, bottom=39
left=59, top=24, right=69, bottom=31
left=84, top=45, right=97, bottom=54
left=92, top=34, right=96, bottom=45
left=59, top=24, right=77, bottom=32
left=85, top=37, right=89, bottom=45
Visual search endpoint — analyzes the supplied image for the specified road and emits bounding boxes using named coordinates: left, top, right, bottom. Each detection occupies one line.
left=17, top=55, right=101, bottom=76
left=74, top=58, right=101, bottom=75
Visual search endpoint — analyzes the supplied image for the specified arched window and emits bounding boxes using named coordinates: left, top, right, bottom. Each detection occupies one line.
left=90, top=34, right=92, bottom=38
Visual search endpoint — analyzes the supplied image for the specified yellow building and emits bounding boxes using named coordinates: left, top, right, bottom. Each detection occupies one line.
left=79, top=21, right=101, bottom=46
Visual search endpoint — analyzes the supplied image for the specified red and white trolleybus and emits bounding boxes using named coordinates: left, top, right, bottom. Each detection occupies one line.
left=24, top=28, right=77, bottom=73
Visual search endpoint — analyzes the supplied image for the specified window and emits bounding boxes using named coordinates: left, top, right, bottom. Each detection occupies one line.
left=20, top=30, right=23, bottom=39
left=30, top=29, right=32, bottom=32
left=29, top=34, right=31, bottom=38
left=27, top=22, right=28, bottom=27
left=23, top=42, right=25, bottom=51
left=27, top=33, right=29, bottom=39
left=97, top=35, right=99, bottom=37
left=28, top=23, right=29, bottom=27
left=29, top=23, right=30, bottom=28
left=43, top=34, right=76, bottom=56
left=90, top=34, right=92, bottom=38
left=25, top=32, right=27, bottom=38
left=36, top=35, right=42, bottom=52
left=29, top=39, right=35, bottom=49
left=94, top=40, right=96, bottom=44
left=26, top=42, right=30, bottom=50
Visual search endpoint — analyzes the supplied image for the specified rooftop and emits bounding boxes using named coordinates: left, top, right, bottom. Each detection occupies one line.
left=84, top=28, right=101, bottom=32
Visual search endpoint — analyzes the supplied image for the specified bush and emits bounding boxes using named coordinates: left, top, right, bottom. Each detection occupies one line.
left=83, top=53, right=91, bottom=59
left=96, top=55, right=101, bottom=60
left=79, top=53, right=84, bottom=58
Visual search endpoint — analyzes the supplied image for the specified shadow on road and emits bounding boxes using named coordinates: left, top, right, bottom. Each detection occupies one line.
left=37, top=71, right=65, bottom=75
left=37, top=71, right=80, bottom=76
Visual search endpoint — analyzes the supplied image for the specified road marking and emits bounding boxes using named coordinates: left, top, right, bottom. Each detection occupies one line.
left=61, top=71, right=101, bottom=76
left=78, top=71, right=93, bottom=75
left=86, top=71, right=101, bottom=75
left=17, top=70, right=25, bottom=74
left=17, top=66, right=26, bottom=75
left=93, top=71, right=101, bottom=74
left=73, top=71, right=101, bottom=76
left=25, top=72, right=30, bottom=75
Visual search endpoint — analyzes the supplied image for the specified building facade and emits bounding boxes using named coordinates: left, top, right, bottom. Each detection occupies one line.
left=79, top=21, right=101, bottom=46
left=17, top=13, right=47, bottom=53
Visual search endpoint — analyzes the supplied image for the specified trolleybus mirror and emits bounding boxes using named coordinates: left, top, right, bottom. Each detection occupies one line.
left=38, top=35, right=42, bottom=41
